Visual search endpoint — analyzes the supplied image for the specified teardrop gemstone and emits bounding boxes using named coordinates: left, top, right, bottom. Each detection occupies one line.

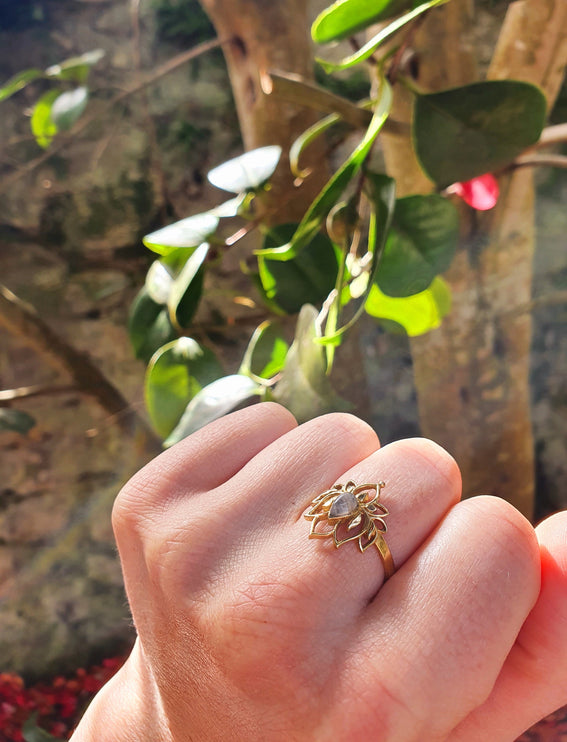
left=329, top=492, right=358, bottom=519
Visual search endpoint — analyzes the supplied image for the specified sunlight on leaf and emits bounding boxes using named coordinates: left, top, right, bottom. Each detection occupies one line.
left=50, top=86, right=89, bottom=131
left=317, top=0, right=451, bottom=72
left=30, top=89, right=60, bottom=148
left=239, top=321, right=289, bottom=378
left=145, top=337, right=223, bottom=439
left=207, top=146, right=282, bottom=193
left=312, top=0, right=421, bottom=44
left=164, top=375, right=261, bottom=446
left=143, top=213, right=219, bottom=255
left=365, top=276, right=451, bottom=335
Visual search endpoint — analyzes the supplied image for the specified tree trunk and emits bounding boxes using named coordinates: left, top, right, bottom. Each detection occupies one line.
left=381, top=0, right=567, bottom=518
left=198, top=0, right=329, bottom=223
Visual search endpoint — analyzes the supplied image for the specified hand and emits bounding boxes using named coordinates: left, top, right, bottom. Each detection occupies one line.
left=72, top=404, right=567, bottom=741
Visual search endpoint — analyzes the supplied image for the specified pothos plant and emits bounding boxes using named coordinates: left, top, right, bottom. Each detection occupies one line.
left=128, top=0, right=548, bottom=446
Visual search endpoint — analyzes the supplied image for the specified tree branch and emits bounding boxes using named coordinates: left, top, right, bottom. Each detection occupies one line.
left=0, top=37, right=227, bottom=194
left=512, top=153, right=567, bottom=170
left=0, top=384, right=78, bottom=403
left=0, top=283, right=161, bottom=452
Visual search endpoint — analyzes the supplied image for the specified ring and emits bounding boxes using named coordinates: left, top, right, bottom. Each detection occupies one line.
left=304, top=480, right=395, bottom=580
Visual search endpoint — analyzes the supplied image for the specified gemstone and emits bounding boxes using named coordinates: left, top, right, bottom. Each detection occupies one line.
left=329, top=492, right=358, bottom=519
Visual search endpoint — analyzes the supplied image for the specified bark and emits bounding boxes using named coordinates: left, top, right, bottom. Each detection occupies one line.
left=380, top=0, right=567, bottom=517
left=198, top=0, right=330, bottom=223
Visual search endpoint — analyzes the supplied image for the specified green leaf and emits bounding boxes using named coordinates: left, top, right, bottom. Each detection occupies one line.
left=207, top=146, right=282, bottom=193
left=312, top=0, right=421, bottom=43
left=167, top=242, right=209, bottom=329
left=258, top=224, right=339, bottom=314
left=30, top=89, right=60, bottom=149
left=365, top=276, right=451, bottom=335
left=45, top=49, right=105, bottom=83
left=128, top=287, right=177, bottom=362
left=0, top=408, right=36, bottom=435
left=50, top=86, right=89, bottom=131
left=145, top=337, right=223, bottom=438
left=0, top=68, right=43, bottom=102
left=143, top=213, right=219, bottom=255
left=376, top=194, right=459, bottom=297
left=164, top=375, right=261, bottom=447
left=145, top=260, right=175, bottom=305
left=239, top=321, right=289, bottom=378
left=208, top=196, right=246, bottom=217
left=317, top=0, right=450, bottom=72
left=273, top=305, right=349, bottom=422
left=413, top=80, right=547, bottom=186
left=290, top=113, right=340, bottom=179
left=258, top=80, right=392, bottom=261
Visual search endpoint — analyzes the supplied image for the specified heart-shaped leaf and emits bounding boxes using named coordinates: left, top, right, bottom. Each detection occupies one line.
left=239, top=321, right=289, bottom=379
left=128, top=287, right=178, bottom=362
left=365, top=276, right=451, bottom=335
left=50, top=86, right=89, bottom=131
left=414, top=80, right=547, bottom=186
left=258, top=224, right=339, bottom=314
left=273, top=305, right=349, bottom=421
left=143, top=213, right=219, bottom=256
left=164, top=375, right=261, bottom=447
left=376, top=194, right=458, bottom=297
left=207, top=146, right=282, bottom=193
left=145, top=337, right=223, bottom=438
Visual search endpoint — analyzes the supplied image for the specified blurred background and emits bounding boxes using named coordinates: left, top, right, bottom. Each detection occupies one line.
left=0, top=1, right=566, bottom=737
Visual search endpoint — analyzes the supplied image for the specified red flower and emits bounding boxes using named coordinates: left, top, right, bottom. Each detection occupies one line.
left=448, top=173, right=499, bottom=211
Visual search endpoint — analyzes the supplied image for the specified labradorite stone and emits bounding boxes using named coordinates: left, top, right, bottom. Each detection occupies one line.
left=329, top=492, right=358, bottom=519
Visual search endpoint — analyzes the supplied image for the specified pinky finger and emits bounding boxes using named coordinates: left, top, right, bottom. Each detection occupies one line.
left=452, top=510, right=567, bottom=742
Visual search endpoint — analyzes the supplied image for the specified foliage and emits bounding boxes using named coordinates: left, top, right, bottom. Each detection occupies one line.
left=0, top=0, right=555, bottom=445
left=0, top=50, right=104, bottom=149
left=118, top=0, right=552, bottom=443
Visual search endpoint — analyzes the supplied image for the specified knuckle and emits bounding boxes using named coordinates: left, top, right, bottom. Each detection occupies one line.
left=471, top=494, right=538, bottom=570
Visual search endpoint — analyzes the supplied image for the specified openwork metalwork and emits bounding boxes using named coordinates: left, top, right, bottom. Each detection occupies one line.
left=304, top=480, right=395, bottom=579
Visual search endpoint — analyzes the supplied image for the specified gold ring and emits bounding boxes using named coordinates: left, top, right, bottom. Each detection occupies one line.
left=304, top=480, right=395, bottom=580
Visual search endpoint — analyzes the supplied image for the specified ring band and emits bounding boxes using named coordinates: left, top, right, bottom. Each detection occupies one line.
left=304, top=480, right=395, bottom=580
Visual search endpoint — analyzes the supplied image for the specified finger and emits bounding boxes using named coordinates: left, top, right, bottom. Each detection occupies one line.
left=350, top=496, right=540, bottom=742
left=451, top=510, right=567, bottom=742
left=142, top=411, right=381, bottom=600
left=192, top=437, right=460, bottom=704
left=113, top=402, right=297, bottom=518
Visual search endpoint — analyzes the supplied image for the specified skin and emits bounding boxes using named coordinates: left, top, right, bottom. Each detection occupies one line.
left=71, top=403, right=567, bottom=742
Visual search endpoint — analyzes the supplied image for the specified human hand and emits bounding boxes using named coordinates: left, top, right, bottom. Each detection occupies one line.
left=72, top=404, right=567, bottom=741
